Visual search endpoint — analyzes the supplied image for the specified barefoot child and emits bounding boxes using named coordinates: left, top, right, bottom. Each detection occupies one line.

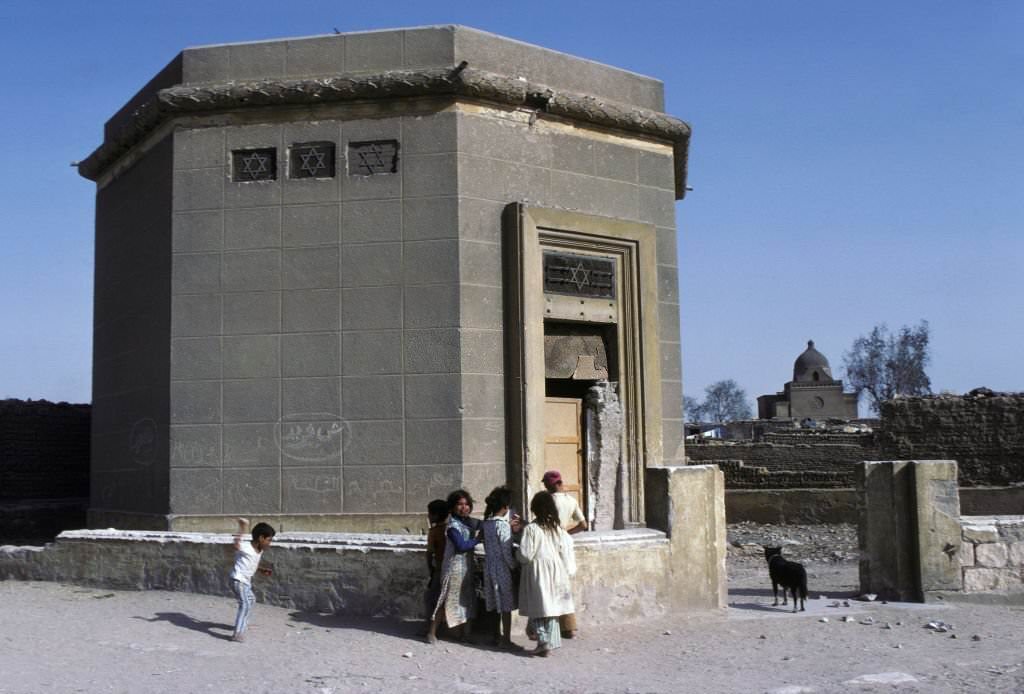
left=426, top=490, right=480, bottom=644
left=229, top=518, right=275, bottom=642
left=481, top=486, right=521, bottom=649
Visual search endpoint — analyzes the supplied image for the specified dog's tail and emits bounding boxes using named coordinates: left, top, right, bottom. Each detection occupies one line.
left=799, top=568, right=808, bottom=600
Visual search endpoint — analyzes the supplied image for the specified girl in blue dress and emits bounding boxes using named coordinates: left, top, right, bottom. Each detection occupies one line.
left=481, top=486, right=522, bottom=649
left=426, top=489, right=480, bottom=643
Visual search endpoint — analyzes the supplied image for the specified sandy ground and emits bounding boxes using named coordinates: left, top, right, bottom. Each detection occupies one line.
left=1, top=529, right=1022, bottom=694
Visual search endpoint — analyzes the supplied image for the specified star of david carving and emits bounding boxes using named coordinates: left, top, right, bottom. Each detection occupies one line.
left=348, top=140, right=398, bottom=176
left=568, top=261, right=591, bottom=290
left=299, top=147, right=328, bottom=176
left=542, top=251, right=616, bottom=299
left=241, top=152, right=270, bottom=178
left=356, top=145, right=387, bottom=171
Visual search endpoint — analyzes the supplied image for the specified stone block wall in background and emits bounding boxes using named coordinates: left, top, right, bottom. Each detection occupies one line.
left=0, top=399, right=90, bottom=541
left=0, top=399, right=90, bottom=500
left=880, top=391, right=1024, bottom=487
left=686, top=431, right=879, bottom=488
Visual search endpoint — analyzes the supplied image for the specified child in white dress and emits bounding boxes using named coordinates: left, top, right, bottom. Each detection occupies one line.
left=517, top=491, right=576, bottom=656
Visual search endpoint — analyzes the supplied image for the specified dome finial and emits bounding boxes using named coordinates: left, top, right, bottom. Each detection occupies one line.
left=793, top=339, right=832, bottom=382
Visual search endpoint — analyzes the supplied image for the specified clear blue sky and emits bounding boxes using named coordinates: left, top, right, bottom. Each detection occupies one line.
left=2, top=1, right=1021, bottom=408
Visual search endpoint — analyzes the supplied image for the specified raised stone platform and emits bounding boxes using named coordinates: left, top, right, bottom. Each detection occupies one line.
left=0, top=527, right=686, bottom=623
left=2, top=465, right=728, bottom=622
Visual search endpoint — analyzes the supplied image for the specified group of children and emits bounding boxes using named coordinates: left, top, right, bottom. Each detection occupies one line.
left=226, top=469, right=586, bottom=656
left=424, top=471, right=586, bottom=657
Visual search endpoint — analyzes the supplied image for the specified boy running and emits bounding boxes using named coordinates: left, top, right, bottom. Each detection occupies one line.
left=229, top=518, right=275, bottom=642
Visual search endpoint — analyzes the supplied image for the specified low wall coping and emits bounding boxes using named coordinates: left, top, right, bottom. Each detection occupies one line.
left=53, top=527, right=668, bottom=552
left=58, top=529, right=426, bottom=551
left=961, top=516, right=1024, bottom=527
left=573, top=528, right=667, bottom=547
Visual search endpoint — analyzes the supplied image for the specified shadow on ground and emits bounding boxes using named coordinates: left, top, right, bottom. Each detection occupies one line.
left=286, top=610, right=421, bottom=639
left=287, top=610, right=535, bottom=656
left=134, top=612, right=234, bottom=640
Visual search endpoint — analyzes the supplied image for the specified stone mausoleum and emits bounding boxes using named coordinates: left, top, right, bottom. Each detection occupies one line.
left=757, top=340, right=858, bottom=421
left=80, top=26, right=692, bottom=536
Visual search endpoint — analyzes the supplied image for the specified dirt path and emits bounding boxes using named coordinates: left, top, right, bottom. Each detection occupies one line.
left=2, top=575, right=1022, bottom=694
left=2, top=525, right=1020, bottom=693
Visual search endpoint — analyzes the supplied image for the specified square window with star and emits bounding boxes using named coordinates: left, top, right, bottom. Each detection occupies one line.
left=289, top=142, right=336, bottom=179
left=231, top=148, right=277, bottom=182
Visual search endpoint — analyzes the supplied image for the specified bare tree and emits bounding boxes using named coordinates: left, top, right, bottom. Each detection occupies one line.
left=843, top=320, right=931, bottom=414
left=691, top=379, right=752, bottom=423
left=683, top=395, right=702, bottom=422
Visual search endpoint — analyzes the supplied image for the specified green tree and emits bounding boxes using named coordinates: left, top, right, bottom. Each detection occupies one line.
left=689, top=380, right=752, bottom=423
left=843, top=320, right=931, bottom=414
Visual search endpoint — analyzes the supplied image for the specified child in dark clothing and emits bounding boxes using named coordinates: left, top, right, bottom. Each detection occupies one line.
left=423, top=499, right=449, bottom=629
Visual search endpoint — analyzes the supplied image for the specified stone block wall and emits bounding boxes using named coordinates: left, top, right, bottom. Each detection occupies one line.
left=0, top=464, right=728, bottom=619
left=762, top=431, right=876, bottom=447
left=725, top=489, right=857, bottom=524
left=84, top=25, right=688, bottom=528
left=879, top=391, right=1024, bottom=486
left=686, top=432, right=878, bottom=488
left=0, top=528, right=682, bottom=622
left=0, top=399, right=90, bottom=541
left=93, top=135, right=172, bottom=517
left=959, top=516, right=1024, bottom=595
left=452, top=105, right=684, bottom=471
left=161, top=102, right=681, bottom=521
left=711, top=459, right=853, bottom=489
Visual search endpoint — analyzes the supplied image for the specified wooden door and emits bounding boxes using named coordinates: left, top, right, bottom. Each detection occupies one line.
left=544, top=397, right=585, bottom=511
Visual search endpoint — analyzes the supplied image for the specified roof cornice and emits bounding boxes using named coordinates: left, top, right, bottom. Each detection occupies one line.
left=78, top=64, right=691, bottom=199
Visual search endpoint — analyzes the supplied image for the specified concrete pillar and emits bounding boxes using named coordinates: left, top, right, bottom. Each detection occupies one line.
left=645, top=465, right=727, bottom=609
left=913, top=460, right=962, bottom=592
left=857, top=460, right=962, bottom=601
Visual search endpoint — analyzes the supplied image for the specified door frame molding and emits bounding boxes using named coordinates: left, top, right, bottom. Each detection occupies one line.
left=504, top=203, right=662, bottom=525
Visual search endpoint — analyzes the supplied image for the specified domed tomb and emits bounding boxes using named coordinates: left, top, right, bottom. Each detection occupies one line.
left=757, top=340, right=858, bottom=420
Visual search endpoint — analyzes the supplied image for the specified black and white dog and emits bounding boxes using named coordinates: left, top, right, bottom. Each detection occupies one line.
left=764, top=546, right=807, bottom=612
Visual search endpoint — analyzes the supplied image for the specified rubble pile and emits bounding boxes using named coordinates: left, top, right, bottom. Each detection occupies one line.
left=727, top=522, right=859, bottom=565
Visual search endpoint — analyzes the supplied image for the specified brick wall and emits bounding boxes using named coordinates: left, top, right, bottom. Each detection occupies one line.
left=880, top=391, right=1024, bottom=486
left=686, top=431, right=878, bottom=488
left=0, top=399, right=90, bottom=499
left=711, top=459, right=854, bottom=488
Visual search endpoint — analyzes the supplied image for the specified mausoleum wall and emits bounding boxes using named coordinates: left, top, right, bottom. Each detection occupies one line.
left=83, top=25, right=689, bottom=530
